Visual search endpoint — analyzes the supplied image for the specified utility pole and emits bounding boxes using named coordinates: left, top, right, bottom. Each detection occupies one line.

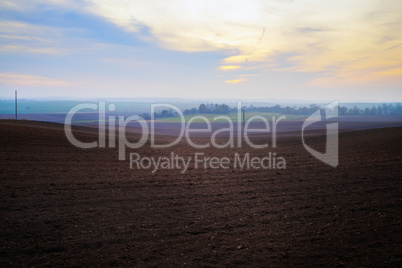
left=242, top=109, right=245, bottom=135
left=15, top=90, right=17, bottom=120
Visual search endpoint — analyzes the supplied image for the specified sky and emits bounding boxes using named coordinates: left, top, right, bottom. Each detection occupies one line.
left=0, top=0, right=401, bottom=102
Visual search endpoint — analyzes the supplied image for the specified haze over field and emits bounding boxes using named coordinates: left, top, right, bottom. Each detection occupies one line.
left=0, top=0, right=401, bottom=102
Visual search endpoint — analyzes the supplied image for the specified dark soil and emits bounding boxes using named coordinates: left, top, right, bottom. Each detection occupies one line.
left=0, top=120, right=401, bottom=267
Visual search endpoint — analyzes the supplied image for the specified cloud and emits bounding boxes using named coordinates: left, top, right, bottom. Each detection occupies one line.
left=0, top=20, right=71, bottom=54
left=0, top=0, right=83, bottom=12
left=1, top=0, right=401, bottom=99
left=223, top=55, right=250, bottom=64
left=78, top=0, right=402, bottom=84
left=296, top=27, right=326, bottom=33
left=224, top=79, right=244, bottom=84
left=84, top=0, right=267, bottom=53
left=0, top=45, right=61, bottom=54
left=4, top=1, right=402, bottom=73
left=0, top=73, right=73, bottom=87
left=0, top=19, right=119, bottom=55
left=220, top=65, right=241, bottom=71
left=384, top=43, right=401, bottom=51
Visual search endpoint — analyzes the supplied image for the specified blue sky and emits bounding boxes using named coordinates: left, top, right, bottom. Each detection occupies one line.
left=0, top=0, right=401, bottom=102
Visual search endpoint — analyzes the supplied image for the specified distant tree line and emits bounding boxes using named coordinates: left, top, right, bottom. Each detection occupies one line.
left=183, top=103, right=402, bottom=116
left=184, top=103, right=233, bottom=115
left=337, top=103, right=402, bottom=116
left=139, top=109, right=179, bottom=120
left=143, top=103, right=402, bottom=119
